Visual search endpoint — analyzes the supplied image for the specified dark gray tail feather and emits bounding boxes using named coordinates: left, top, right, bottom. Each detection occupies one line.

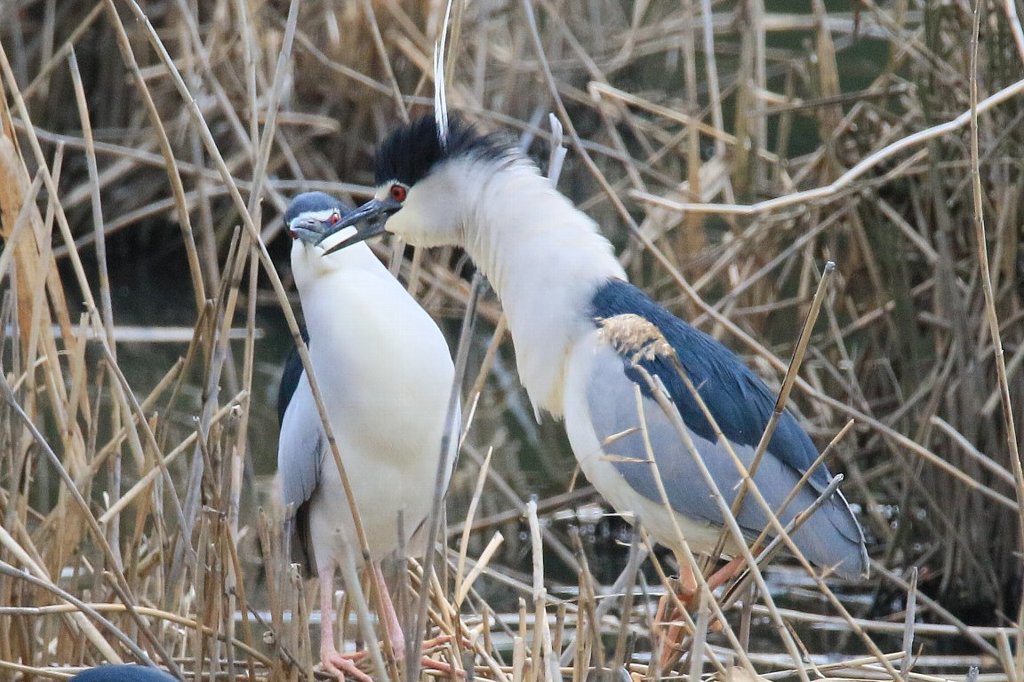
left=790, top=491, right=869, bottom=579
left=283, top=501, right=317, bottom=577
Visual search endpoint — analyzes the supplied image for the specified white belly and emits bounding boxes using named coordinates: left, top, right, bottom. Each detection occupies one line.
left=297, top=260, right=457, bottom=570
left=307, top=426, right=452, bottom=566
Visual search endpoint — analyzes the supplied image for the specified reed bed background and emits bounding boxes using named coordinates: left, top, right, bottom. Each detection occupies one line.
left=1, top=0, right=1023, bottom=680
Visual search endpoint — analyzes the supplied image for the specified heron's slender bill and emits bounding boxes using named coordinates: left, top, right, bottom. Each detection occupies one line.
left=322, top=197, right=401, bottom=254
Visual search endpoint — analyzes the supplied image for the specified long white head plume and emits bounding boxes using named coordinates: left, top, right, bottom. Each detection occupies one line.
left=433, top=0, right=454, bottom=151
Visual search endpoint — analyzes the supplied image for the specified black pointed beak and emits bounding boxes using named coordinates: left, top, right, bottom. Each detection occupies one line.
left=321, top=197, right=402, bottom=254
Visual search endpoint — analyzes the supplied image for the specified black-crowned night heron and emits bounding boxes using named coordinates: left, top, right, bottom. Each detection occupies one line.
left=278, top=192, right=458, bottom=680
left=321, top=117, right=869, bottom=588
left=70, top=666, right=175, bottom=681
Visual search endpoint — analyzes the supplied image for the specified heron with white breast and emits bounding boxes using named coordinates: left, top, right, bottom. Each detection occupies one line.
left=278, top=191, right=459, bottom=680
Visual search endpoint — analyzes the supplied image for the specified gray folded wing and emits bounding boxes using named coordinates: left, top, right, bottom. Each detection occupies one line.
left=585, top=339, right=868, bottom=579
left=277, top=370, right=325, bottom=574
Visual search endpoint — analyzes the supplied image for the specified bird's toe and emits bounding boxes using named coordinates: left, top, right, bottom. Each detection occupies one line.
left=321, top=649, right=371, bottom=682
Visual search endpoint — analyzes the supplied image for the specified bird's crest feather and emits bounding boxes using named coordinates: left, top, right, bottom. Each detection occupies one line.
left=374, top=115, right=513, bottom=187
left=434, top=0, right=454, bottom=151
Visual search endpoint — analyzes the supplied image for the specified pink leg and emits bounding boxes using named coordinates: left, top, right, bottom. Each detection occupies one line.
left=372, top=561, right=406, bottom=660
left=319, top=563, right=373, bottom=682
left=658, top=557, right=746, bottom=669
left=371, top=562, right=466, bottom=678
left=705, top=556, right=744, bottom=591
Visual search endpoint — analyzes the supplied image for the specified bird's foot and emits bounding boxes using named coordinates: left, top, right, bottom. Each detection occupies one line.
left=655, top=558, right=746, bottom=670
left=404, top=635, right=472, bottom=677
left=320, top=648, right=372, bottom=682
left=333, top=636, right=469, bottom=677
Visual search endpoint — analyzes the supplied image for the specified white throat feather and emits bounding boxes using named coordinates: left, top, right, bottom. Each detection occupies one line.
left=457, top=159, right=626, bottom=415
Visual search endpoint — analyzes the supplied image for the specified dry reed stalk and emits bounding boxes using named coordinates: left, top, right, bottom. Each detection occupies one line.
left=970, top=0, right=1024, bottom=593
left=630, top=372, right=811, bottom=682
left=711, top=260, right=837, bottom=565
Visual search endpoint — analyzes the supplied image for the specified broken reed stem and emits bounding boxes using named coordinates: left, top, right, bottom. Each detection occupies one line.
left=901, top=567, right=918, bottom=682
left=455, top=446, right=494, bottom=606
left=526, top=499, right=557, bottom=682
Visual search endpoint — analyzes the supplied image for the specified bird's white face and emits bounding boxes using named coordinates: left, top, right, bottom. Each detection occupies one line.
left=373, top=158, right=474, bottom=248
left=323, top=157, right=481, bottom=254
left=320, top=115, right=515, bottom=256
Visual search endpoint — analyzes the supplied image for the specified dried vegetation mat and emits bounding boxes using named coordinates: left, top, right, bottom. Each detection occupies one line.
left=1, top=1, right=1024, bottom=680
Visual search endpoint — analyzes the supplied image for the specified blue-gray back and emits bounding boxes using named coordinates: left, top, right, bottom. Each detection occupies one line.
left=277, top=327, right=310, bottom=426
left=590, top=279, right=830, bottom=490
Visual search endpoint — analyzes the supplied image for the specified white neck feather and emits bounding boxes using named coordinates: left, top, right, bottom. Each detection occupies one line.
left=289, top=236, right=397, bottom=349
left=290, top=233, right=383, bottom=294
left=462, top=163, right=626, bottom=416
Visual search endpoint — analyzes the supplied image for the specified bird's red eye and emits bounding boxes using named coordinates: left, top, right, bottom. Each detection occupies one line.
left=390, top=184, right=407, bottom=202
left=327, top=211, right=340, bottom=225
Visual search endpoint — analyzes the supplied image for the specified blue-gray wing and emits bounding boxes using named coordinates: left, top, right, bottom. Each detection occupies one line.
left=591, top=280, right=832, bottom=488
left=582, top=281, right=868, bottom=577
left=277, top=368, right=324, bottom=575
left=583, top=339, right=865, bottom=575
left=277, top=368, right=324, bottom=519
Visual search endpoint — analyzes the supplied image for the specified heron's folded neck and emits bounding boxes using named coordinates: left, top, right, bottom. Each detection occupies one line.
left=464, top=164, right=626, bottom=416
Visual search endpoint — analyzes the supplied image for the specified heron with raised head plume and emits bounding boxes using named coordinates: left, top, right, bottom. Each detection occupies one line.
left=320, top=117, right=868, bottom=601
